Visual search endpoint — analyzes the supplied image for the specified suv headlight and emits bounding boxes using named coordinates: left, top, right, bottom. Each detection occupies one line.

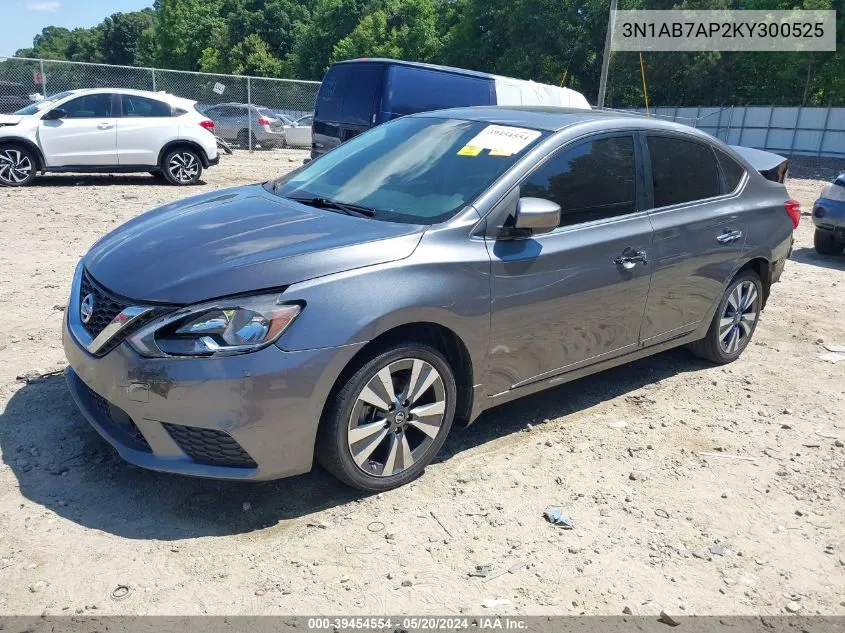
left=128, top=293, right=301, bottom=358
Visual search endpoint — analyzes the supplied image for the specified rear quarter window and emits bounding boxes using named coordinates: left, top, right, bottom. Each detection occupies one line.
left=715, top=149, right=746, bottom=193
left=647, top=135, right=720, bottom=208
left=384, top=66, right=493, bottom=118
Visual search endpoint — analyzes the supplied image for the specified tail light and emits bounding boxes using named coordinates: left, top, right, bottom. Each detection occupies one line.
left=784, top=199, right=801, bottom=229
left=257, top=117, right=271, bottom=126
left=199, top=119, right=215, bottom=130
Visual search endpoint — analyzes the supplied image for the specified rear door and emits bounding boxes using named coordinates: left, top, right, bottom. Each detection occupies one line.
left=485, top=133, right=654, bottom=396
left=639, top=133, right=748, bottom=345
left=116, top=94, right=176, bottom=166
left=38, top=93, right=117, bottom=166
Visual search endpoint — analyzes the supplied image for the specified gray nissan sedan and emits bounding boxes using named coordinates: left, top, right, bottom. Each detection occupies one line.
left=63, top=107, right=798, bottom=491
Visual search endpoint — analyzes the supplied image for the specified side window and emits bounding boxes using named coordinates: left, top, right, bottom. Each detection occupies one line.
left=715, top=148, right=746, bottom=193
left=647, top=136, right=720, bottom=208
left=521, top=135, right=637, bottom=227
left=385, top=65, right=492, bottom=117
left=60, top=93, right=112, bottom=119
left=121, top=95, right=171, bottom=117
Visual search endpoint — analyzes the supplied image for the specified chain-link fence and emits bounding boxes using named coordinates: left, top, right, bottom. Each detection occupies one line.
left=0, top=56, right=320, bottom=152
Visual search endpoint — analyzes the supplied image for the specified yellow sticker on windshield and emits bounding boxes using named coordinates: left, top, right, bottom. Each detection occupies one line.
left=457, top=145, right=482, bottom=156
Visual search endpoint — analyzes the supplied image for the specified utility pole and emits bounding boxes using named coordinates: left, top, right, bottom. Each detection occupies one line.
left=597, top=0, right=618, bottom=109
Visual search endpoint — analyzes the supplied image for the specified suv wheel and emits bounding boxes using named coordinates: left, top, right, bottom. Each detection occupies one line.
left=161, top=148, right=203, bottom=185
left=814, top=229, right=843, bottom=255
left=688, top=269, right=762, bottom=364
left=0, top=145, right=37, bottom=187
left=317, top=343, right=457, bottom=491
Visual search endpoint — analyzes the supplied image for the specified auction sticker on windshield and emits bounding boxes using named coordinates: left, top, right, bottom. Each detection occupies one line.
left=458, top=125, right=541, bottom=157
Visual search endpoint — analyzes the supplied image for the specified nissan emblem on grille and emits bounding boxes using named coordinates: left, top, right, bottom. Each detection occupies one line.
left=80, top=293, right=95, bottom=324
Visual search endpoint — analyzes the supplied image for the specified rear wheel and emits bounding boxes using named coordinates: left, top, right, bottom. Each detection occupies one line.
left=688, top=269, right=762, bottom=364
left=160, top=148, right=203, bottom=185
left=0, top=145, right=37, bottom=187
left=317, top=342, right=456, bottom=491
left=236, top=129, right=256, bottom=149
left=814, top=229, right=843, bottom=255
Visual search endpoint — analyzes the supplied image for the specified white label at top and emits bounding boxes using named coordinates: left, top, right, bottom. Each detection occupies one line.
left=464, top=125, right=542, bottom=155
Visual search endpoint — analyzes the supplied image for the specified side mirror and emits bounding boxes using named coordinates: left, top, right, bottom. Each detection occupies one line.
left=43, top=108, right=67, bottom=121
left=513, top=197, right=560, bottom=235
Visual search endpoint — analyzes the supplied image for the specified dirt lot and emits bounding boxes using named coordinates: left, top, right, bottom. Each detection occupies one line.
left=0, top=150, right=843, bottom=617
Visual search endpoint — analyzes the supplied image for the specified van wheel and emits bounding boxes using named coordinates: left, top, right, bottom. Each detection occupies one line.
left=317, top=342, right=456, bottom=491
left=688, top=270, right=762, bottom=364
left=0, top=145, right=37, bottom=187
left=161, top=148, right=203, bottom=185
left=814, top=229, right=843, bottom=255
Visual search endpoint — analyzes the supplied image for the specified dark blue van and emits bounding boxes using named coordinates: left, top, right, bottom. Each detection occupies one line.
left=310, top=58, right=589, bottom=158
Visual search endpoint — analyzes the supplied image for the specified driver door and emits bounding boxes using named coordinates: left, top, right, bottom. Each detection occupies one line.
left=485, top=133, right=654, bottom=396
left=38, top=93, right=117, bottom=166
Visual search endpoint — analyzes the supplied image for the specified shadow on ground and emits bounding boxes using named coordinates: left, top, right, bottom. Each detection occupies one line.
left=0, top=348, right=709, bottom=541
left=791, top=247, right=845, bottom=271
left=29, top=174, right=206, bottom=187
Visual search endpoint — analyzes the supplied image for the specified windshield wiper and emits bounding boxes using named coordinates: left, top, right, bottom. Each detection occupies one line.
left=286, top=196, right=376, bottom=218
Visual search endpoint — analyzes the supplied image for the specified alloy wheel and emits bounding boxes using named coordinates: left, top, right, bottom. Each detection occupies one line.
left=0, top=149, right=33, bottom=184
left=719, top=279, right=759, bottom=354
left=167, top=152, right=199, bottom=183
left=347, top=358, right=447, bottom=478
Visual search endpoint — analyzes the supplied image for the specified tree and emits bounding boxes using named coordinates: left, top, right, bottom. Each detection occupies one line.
left=101, top=9, right=156, bottom=66
left=153, top=0, right=228, bottom=70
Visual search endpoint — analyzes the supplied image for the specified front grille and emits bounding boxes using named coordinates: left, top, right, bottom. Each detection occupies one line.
left=79, top=271, right=128, bottom=339
left=80, top=380, right=152, bottom=453
left=78, top=270, right=165, bottom=356
left=163, top=423, right=257, bottom=468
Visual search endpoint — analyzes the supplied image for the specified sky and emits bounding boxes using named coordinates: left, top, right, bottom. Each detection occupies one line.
left=1, top=0, right=152, bottom=56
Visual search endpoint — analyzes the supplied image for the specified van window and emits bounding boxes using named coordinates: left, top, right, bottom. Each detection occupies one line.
left=384, top=65, right=493, bottom=118
left=316, top=63, right=383, bottom=126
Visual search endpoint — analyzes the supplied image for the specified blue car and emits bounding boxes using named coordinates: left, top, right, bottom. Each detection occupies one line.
left=813, top=173, right=845, bottom=255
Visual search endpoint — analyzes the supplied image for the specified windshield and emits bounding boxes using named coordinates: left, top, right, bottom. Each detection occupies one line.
left=268, top=116, right=547, bottom=224
left=14, top=91, right=74, bottom=115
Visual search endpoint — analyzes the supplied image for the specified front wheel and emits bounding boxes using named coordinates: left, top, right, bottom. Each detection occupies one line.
left=160, top=148, right=203, bottom=185
left=317, top=343, right=457, bottom=491
left=0, top=145, right=37, bottom=187
left=814, top=229, right=843, bottom=255
left=688, top=270, right=762, bottom=364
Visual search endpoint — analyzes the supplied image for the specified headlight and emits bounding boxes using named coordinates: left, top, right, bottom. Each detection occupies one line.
left=128, top=293, right=301, bottom=358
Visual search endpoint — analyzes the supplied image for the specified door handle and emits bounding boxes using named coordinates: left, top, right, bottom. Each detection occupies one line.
left=716, top=229, right=742, bottom=244
left=615, top=250, right=648, bottom=270
left=97, top=122, right=114, bottom=129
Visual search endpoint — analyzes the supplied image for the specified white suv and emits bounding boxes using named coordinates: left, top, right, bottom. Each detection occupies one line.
left=0, top=88, right=219, bottom=187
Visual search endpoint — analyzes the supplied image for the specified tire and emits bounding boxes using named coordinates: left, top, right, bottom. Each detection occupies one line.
left=316, top=342, right=457, bottom=491
left=0, top=144, right=38, bottom=187
left=160, top=148, right=203, bottom=186
left=688, top=269, right=763, bottom=364
left=814, top=229, right=843, bottom=255
left=236, top=129, right=256, bottom=149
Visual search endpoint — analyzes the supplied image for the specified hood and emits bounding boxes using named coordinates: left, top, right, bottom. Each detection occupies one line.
left=0, top=115, right=23, bottom=126
left=84, top=184, right=424, bottom=304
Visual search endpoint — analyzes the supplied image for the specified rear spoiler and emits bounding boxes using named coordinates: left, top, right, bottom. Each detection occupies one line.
left=730, top=145, right=788, bottom=184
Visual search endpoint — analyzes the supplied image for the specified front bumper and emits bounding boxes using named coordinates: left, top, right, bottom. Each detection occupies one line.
left=813, top=197, right=845, bottom=235
left=63, top=299, right=364, bottom=481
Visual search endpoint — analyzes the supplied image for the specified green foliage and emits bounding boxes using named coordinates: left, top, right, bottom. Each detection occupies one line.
left=12, top=0, right=845, bottom=106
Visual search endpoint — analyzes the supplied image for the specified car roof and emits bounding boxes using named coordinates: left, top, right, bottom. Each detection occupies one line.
left=411, top=105, right=718, bottom=139
left=60, top=87, right=194, bottom=103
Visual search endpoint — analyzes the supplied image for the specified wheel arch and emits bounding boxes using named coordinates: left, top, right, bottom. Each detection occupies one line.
left=736, top=256, right=772, bottom=309
left=319, top=321, right=475, bottom=432
left=158, top=140, right=210, bottom=168
left=0, top=137, right=45, bottom=170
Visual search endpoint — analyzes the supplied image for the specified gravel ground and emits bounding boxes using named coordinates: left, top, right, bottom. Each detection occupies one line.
left=0, top=150, right=843, bottom=617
